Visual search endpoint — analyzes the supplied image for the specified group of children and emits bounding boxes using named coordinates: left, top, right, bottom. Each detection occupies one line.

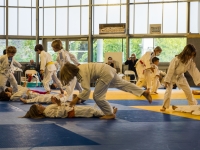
left=135, top=44, right=200, bottom=113
left=1, top=42, right=200, bottom=119
left=0, top=39, right=153, bottom=120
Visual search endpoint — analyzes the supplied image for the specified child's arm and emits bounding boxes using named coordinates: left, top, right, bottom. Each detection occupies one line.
left=69, top=96, right=80, bottom=107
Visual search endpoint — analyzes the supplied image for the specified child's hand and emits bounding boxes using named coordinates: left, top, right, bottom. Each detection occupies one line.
left=165, top=82, right=169, bottom=87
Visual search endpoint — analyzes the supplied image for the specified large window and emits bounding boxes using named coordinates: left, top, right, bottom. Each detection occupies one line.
left=93, top=38, right=126, bottom=62
left=8, top=40, right=36, bottom=62
left=129, top=38, right=186, bottom=62
left=0, top=39, right=6, bottom=55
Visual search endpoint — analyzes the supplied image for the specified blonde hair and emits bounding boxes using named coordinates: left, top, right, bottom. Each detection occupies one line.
left=60, top=62, right=79, bottom=85
left=23, top=104, right=45, bottom=119
left=51, top=39, right=62, bottom=50
left=6, top=46, right=17, bottom=54
left=177, top=44, right=196, bottom=64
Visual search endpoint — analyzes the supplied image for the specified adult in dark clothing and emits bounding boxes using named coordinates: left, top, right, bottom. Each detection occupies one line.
left=124, top=53, right=138, bottom=81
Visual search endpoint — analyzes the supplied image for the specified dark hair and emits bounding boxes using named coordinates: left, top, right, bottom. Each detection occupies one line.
left=3, top=49, right=6, bottom=55
left=0, top=91, right=10, bottom=101
left=108, top=57, right=112, bottom=60
left=6, top=46, right=17, bottom=54
left=34, top=44, right=44, bottom=51
left=60, top=62, right=79, bottom=86
left=50, top=83, right=57, bottom=89
left=177, top=44, right=196, bottom=64
left=23, top=104, right=45, bottom=119
left=152, top=57, right=159, bottom=63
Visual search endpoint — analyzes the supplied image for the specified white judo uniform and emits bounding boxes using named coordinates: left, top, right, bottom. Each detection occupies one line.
left=10, top=85, right=41, bottom=101
left=40, top=51, right=63, bottom=92
left=135, top=51, right=155, bottom=90
left=174, top=105, right=200, bottom=115
left=77, top=63, right=145, bottom=116
left=151, top=65, right=160, bottom=93
left=162, top=57, right=200, bottom=109
left=0, top=55, right=22, bottom=93
left=25, top=93, right=70, bottom=104
left=55, top=49, right=82, bottom=100
left=43, top=104, right=104, bottom=118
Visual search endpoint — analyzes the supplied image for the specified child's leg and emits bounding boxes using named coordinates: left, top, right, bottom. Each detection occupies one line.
left=51, top=71, right=64, bottom=93
left=0, top=74, right=8, bottom=91
left=74, top=106, right=105, bottom=117
left=8, top=73, right=18, bottom=93
left=93, top=80, right=115, bottom=119
left=42, top=70, right=53, bottom=93
left=179, top=79, right=198, bottom=105
left=161, top=82, right=173, bottom=111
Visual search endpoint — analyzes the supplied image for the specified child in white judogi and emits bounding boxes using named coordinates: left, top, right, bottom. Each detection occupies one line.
left=151, top=57, right=160, bottom=94
left=0, top=46, right=22, bottom=93
left=160, top=44, right=200, bottom=111
left=172, top=105, right=200, bottom=115
left=34, top=44, right=64, bottom=94
left=22, top=96, right=112, bottom=119
left=59, top=62, right=152, bottom=120
left=20, top=93, right=71, bottom=104
left=135, top=46, right=162, bottom=91
left=51, top=39, right=82, bottom=101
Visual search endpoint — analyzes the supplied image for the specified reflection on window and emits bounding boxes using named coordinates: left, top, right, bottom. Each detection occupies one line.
left=32, top=8, right=36, bottom=36
left=69, top=7, right=80, bottom=35
left=56, top=0, right=68, bottom=6
left=19, top=0, right=31, bottom=6
left=8, top=8, right=17, bottom=35
left=19, top=8, right=31, bottom=35
left=163, top=3, right=177, bottom=33
left=135, top=4, right=148, bottom=34
left=0, top=8, right=5, bottom=35
left=93, top=0, right=107, bottom=5
left=0, top=39, right=6, bottom=55
left=93, top=6, right=106, bottom=34
left=69, top=41, right=88, bottom=63
left=81, top=7, right=89, bottom=35
left=44, top=8, right=55, bottom=36
left=44, top=0, right=55, bottom=6
left=69, top=0, right=80, bottom=6
left=8, top=0, right=17, bottom=6
left=56, top=8, right=67, bottom=35
left=149, top=4, right=162, bottom=25
left=107, top=6, right=120, bottom=23
left=190, top=2, right=198, bottom=33
left=8, top=40, right=36, bottom=62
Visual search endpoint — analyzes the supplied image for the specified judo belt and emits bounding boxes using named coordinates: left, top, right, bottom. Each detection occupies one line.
left=67, top=108, right=75, bottom=118
left=46, top=61, right=54, bottom=66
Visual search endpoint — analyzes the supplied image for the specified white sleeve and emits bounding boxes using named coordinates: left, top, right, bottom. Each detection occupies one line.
left=69, top=52, right=80, bottom=65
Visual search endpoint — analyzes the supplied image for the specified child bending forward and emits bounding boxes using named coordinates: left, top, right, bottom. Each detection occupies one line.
left=23, top=96, right=117, bottom=119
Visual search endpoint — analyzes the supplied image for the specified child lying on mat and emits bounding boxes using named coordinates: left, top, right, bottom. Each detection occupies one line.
left=22, top=96, right=118, bottom=119
left=20, top=93, right=77, bottom=104
left=0, top=82, right=48, bottom=101
left=172, top=105, right=200, bottom=115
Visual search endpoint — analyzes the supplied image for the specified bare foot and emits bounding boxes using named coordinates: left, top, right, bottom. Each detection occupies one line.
left=172, top=105, right=177, bottom=110
left=113, top=107, right=118, bottom=114
left=46, top=91, right=51, bottom=94
left=142, top=90, right=152, bottom=104
left=192, top=90, right=200, bottom=95
left=160, top=107, right=166, bottom=111
left=20, top=98, right=27, bottom=104
left=100, top=114, right=116, bottom=120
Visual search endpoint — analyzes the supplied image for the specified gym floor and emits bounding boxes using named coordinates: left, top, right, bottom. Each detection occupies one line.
left=0, top=87, right=200, bottom=150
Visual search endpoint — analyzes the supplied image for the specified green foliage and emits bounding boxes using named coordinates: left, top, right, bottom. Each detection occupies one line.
left=155, top=38, right=186, bottom=62
left=129, top=38, right=142, bottom=58
left=8, top=40, right=36, bottom=62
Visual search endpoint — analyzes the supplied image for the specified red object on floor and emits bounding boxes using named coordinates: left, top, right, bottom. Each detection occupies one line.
left=28, top=75, right=32, bottom=82
left=30, top=90, right=47, bottom=94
